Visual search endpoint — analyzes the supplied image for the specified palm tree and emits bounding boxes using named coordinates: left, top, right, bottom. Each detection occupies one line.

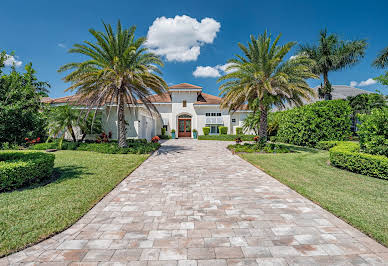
left=46, top=105, right=78, bottom=142
left=59, top=21, right=167, bottom=147
left=218, top=31, right=318, bottom=141
left=299, top=29, right=367, bottom=100
left=373, top=46, right=388, bottom=68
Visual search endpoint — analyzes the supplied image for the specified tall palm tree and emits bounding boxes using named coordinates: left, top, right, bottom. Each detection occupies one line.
left=218, top=31, right=318, bottom=141
left=59, top=21, right=167, bottom=147
left=299, top=29, right=367, bottom=100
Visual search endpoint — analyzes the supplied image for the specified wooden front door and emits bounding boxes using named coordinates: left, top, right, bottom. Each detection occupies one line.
left=178, top=118, right=191, bottom=137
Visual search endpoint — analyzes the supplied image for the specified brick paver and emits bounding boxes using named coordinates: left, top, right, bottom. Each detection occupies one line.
left=2, top=139, right=388, bottom=265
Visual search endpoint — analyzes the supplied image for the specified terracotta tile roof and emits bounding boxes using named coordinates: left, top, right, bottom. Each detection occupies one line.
left=145, top=93, right=171, bottom=103
left=169, top=83, right=202, bottom=89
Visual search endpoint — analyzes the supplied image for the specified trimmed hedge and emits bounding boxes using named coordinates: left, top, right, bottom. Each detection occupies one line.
left=329, top=142, right=388, bottom=179
left=0, top=151, right=55, bottom=191
left=218, top=126, right=228, bottom=135
left=198, top=135, right=256, bottom=141
left=203, top=127, right=210, bottom=136
left=357, top=108, right=388, bottom=156
left=315, top=141, right=342, bottom=150
left=77, top=142, right=160, bottom=154
left=276, top=100, right=352, bottom=147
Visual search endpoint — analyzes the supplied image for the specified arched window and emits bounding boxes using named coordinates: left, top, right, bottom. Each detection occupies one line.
left=178, top=114, right=191, bottom=118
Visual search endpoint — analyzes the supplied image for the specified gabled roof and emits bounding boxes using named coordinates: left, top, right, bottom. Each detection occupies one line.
left=169, top=83, right=202, bottom=89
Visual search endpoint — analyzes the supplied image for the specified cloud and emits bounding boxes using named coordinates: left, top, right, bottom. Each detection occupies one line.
left=349, top=78, right=377, bottom=87
left=146, top=15, right=221, bottom=62
left=350, top=81, right=358, bottom=87
left=58, top=43, right=67, bottom=49
left=193, top=66, right=221, bottom=78
left=193, top=63, right=235, bottom=78
left=4, top=54, right=22, bottom=67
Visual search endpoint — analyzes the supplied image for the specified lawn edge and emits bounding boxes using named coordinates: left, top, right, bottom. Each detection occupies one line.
left=235, top=152, right=388, bottom=248
left=1, top=152, right=151, bottom=258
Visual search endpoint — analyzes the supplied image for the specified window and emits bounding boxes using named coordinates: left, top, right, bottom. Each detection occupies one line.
left=206, top=112, right=221, bottom=117
left=232, top=118, right=236, bottom=123
left=206, top=113, right=210, bottom=116
left=163, top=125, right=168, bottom=131
left=182, top=100, right=187, bottom=107
left=217, top=113, right=221, bottom=116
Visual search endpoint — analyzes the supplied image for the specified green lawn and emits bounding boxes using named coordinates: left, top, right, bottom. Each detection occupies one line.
left=0, top=150, right=148, bottom=256
left=240, top=145, right=388, bottom=247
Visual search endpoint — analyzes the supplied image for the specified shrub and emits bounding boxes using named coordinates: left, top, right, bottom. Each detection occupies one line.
left=0, top=151, right=55, bottom=191
left=315, top=141, right=342, bottom=150
left=158, top=135, right=171, bottom=139
left=219, top=126, right=228, bottom=135
left=235, top=127, right=243, bottom=135
left=329, top=142, right=388, bottom=179
left=151, top=136, right=160, bottom=143
left=198, top=135, right=256, bottom=141
left=227, top=143, right=290, bottom=153
left=77, top=142, right=160, bottom=154
left=276, top=100, right=352, bottom=147
left=29, top=142, right=58, bottom=150
left=161, top=127, right=166, bottom=135
left=357, top=108, right=388, bottom=156
left=202, top=127, right=210, bottom=136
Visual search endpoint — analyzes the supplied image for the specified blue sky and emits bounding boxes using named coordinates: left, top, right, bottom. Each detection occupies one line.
left=1, top=0, right=387, bottom=97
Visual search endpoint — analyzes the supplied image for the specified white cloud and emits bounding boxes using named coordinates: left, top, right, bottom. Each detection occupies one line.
left=193, top=63, right=235, bottom=78
left=58, top=43, right=67, bottom=49
left=146, top=15, right=221, bottom=62
left=193, top=66, right=221, bottom=78
left=358, top=78, right=377, bottom=86
left=350, top=81, right=358, bottom=87
left=349, top=78, right=377, bottom=87
left=4, top=54, right=22, bottom=67
left=193, top=63, right=236, bottom=78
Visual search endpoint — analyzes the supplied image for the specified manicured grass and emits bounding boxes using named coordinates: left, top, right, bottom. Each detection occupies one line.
left=240, top=145, right=388, bottom=247
left=198, top=134, right=256, bottom=141
left=0, top=151, right=148, bottom=256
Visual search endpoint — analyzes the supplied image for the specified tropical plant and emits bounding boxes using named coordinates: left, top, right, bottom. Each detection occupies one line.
left=219, top=31, right=318, bottom=141
left=46, top=105, right=79, bottom=142
left=372, top=46, right=388, bottom=86
left=299, top=29, right=367, bottom=100
left=58, top=21, right=167, bottom=147
left=0, top=52, right=48, bottom=144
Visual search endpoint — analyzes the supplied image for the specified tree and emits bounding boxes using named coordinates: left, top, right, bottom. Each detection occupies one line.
left=0, top=51, right=48, bottom=144
left=218, top=31, right=318, bottom=141
left=299, top=29, right=367, bottom=100
left=372, top=46, right=388, bottom=86
left=59, top=21, right=167, bottom=147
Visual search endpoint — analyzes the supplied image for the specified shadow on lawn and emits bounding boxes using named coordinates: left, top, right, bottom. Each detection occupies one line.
left=276, top=143, right=320, bottom=153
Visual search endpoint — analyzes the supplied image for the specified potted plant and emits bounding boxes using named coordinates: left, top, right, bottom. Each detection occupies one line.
left=193, top=129, right=198, bottom=139
left=171, top=129, right=176, bottom=139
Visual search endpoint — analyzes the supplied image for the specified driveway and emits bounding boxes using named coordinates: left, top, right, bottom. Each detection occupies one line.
left=3, top=139, right=388, bottom=265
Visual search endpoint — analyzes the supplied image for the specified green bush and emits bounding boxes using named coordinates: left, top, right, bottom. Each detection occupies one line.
left=161, top=127, right=166, bottom=136
left=329, top=142, right=388, bottom=179
left=29, top=142, right=59, bottom=150
left=77, top=142, right=160, bottom=154
left=198, top=135, right=256, bottom=141
left=276, top=100, right=352, bottom=147
left=0, top=151, right=55, bottom=191
left=236, top=127, right=243, bottom=135
left=357, top=108, right=388, bottom=156
left=227, top=143, right=290, bottom=153
left=202, top=127, right=210, bottom=136
left=315, top=141, right=342, bottom=150
left=218, top=126, right=228, bottom=135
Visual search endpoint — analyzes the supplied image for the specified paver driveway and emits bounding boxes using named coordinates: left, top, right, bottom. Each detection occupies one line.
left=3, top=139, right=388, bottom=265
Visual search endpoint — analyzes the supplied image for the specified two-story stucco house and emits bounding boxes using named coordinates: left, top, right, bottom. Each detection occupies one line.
left=42, top=83, right=252, bottom=140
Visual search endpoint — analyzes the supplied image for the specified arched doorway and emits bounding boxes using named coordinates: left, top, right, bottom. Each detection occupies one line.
left=177, top=114, right=192, bottom=138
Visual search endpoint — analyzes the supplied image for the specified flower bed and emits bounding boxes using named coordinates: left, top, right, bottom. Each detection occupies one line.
left=329, top=142, right=388, bottom=179
left=0, top=151, right=55, bottom=192
left=227, top=143, right=290, bottom=154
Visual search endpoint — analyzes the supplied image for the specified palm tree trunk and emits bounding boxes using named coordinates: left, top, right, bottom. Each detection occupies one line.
left=117, top=92, right=127, bottom=148
left=323, top=71, right=332, bottom=100
left=258, top=102, right=268, bottom=142
left=67, top=125, right=77, bottom=142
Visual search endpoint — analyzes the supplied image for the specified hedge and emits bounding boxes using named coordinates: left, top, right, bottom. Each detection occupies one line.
left=0, top=151, right=55, bottom=191
left=77, top=142, right=160, bottom=154
left=218, top=126, right=228, bottom=135
left=203, top=127, right=210, bottom=135
left=198, top=135, right=256, bottom=141
left=315, top=141, right=342, bottom=150
left=236, top=127, right=243, bottom=135
left=276, top=100, right=352, bottom=147
left=329, top=142, right=388, bottom=179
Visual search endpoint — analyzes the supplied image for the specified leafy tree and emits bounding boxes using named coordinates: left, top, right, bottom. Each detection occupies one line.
left=218, top=31, right=318, bottom=141
left=0, top=51, right=49, bottom=144
left=372, top=46, right=388, bottom=86
left=59, top=21, right=167, bottom=147
left=299, top=29, right=367, bottom=100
